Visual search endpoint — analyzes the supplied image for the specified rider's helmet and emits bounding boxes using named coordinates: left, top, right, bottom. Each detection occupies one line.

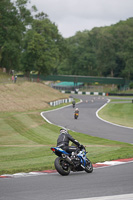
left=60, top=128, right=67, bottom=134
left=75, top=108, right=79, bottom=111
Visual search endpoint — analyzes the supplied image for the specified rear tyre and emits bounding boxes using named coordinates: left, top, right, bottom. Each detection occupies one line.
left=74, top=114, right=78, bottom=119
left=85, top=158, right=93, bottom=173
left=54, top=157, right=70, bottom=176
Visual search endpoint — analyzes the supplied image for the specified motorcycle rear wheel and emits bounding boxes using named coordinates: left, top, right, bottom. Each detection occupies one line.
left=74, top=114, right=78, bottom=119
left=85, top=159, right=93, bottom=173
left=54, top=157, right=70, bottom=176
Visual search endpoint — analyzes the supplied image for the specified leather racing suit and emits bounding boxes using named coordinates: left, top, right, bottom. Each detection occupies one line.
left=57, top=132, right=80, bottom=153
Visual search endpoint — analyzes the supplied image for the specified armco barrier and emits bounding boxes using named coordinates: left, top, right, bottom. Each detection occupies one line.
left=49, top=97, right=73, bottom=106
left=49, top=91, right=133, bottom=106
left=108, top=93, right=133, bottom=96
left=61, top=90, right=106, bottom=96
left=61, top=91, right=133, bottom=96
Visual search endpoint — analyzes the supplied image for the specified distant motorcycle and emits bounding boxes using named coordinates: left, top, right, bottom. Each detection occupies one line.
left=74, top=112, right=79, bottom=119
left=72, top=100, right=75, bottom=108
left=72, top=104, right=75, bottom=108
left=51, top=145, right=93, bottom=176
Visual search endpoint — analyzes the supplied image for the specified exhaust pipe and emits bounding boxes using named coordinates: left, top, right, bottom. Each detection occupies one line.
left=62, top=154, right=73, bottom=165
left=81, top=164, right=85, bottom=169
left=62, top=154, right=67, bottom=159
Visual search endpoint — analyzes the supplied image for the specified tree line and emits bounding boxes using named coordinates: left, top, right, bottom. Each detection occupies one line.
left=58, top=18, right=133, bottom=80
left=0, top=0, right=133, bottom=80
left=0, top=0, right=66, bottom=76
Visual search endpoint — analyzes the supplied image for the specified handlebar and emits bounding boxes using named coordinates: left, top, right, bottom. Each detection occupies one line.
left=78, top=145, right=85, bottom=150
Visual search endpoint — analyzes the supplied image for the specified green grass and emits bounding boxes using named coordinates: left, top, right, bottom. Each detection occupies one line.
left=110, top=99, right=132, bottom=102
left=0, top=104, right=133, bottom=175
left=0, top=71, right=12, bottom=84
left=98, top=103, right=133, bottom=127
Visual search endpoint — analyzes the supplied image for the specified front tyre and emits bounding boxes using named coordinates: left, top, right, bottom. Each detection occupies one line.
left=85, top=159, right=93, bottom=173
left=54, top=157, right=70, bottom=176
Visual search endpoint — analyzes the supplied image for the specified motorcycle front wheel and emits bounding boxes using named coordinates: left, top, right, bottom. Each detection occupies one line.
left=54, top=157, right=70, bottom=176
left=85, top=158, right=93, bottom=173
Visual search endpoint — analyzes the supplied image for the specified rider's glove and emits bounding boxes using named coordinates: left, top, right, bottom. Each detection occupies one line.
left=78, top=144, right=84, bottom=149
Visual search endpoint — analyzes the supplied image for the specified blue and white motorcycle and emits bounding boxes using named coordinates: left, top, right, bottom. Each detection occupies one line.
left=51, top=145, right=93, bottom=176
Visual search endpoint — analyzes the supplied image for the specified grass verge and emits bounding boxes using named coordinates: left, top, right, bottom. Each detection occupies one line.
left=0, top=104, right=133, bottom=175
left=98, top=102, right=133, bottom=127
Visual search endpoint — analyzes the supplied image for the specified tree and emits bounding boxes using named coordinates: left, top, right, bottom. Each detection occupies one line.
left=96, top=32, right=117, bottom=77
left=121, top=37, right=133, bottom=79
left=0, top=0, right=34, bottom=72
left=59, top=18, right=133, bottom=80
left=0, top=0, right=20, bottom=71
left=61, top=31, right=97, bottom=76
left=22, top=12, right=65, bottom=75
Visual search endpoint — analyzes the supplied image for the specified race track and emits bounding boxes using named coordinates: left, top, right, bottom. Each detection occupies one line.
left=42, top=95, right=133, bottom=143
left=0, top=95, right=133, bottom=200
left=0, top=163, right=133, bottom=200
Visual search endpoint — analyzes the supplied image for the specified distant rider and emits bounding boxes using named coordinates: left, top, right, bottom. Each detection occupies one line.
left=57, top=129, right=82, bottom=154
left=75, top=108, right=79, bottom=114
left=72, top=100, right=75, bottom=108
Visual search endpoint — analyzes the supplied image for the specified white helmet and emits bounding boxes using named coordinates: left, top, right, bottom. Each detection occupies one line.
left=60, top=128, right=67, bottom=134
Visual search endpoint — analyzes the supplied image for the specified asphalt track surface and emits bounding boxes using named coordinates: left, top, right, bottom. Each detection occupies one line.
left=0, top=95, right=133, bottom=200
left=0, top=163, right=133, bottom=200
left=42, top=95, right=133, bottom=144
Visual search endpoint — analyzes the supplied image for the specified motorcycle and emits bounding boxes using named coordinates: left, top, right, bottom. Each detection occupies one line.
left=72, top=103, right=75, bottom=108
left=72, top=101, right=75, bottom=108
left=51, top=145, right=93, bottom=176
left=74, top=112, right=79, bottom=119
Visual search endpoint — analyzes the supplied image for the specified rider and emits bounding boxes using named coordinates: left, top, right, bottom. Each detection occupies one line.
left=57, top=128, right=82, bottom=154
left=75, top=108, right=79, bottom=114
left=72, top=100, right=75, bottom=108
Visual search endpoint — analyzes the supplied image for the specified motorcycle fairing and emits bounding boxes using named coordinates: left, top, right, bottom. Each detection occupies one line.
left=51, top=147, right=70, bottom=157
left=77, top=150, right=87, bottom=166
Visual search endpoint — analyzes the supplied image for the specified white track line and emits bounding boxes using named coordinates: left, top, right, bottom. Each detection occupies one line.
left=40, top=99, right=82, bottom=128
left=68, top=193, right=133, bottom=200
left=1, top=159, right=133, bottom=178
left=96, top=99, right=133, bottom=130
